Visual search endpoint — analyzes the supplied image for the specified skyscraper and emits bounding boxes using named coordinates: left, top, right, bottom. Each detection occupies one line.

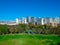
left=30, top=17, right=36, bottom=24
left=22, top=17, right=27, bottom=24
left=53, top=17, right=60, bottom=24
left=16, top=18, right=20, bottom=24
left=27, top=16, right=31, bottom=23
left=43, top=17, right=51, bottom=25
left=27, top=16, right=36, bottom=24
left=37, top=17, right=44, bottom=25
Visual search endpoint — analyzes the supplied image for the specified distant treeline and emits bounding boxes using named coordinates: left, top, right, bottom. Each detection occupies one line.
left=0, top=23, right=60, bottom=35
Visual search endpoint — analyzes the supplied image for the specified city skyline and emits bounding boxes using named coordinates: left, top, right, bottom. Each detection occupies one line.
left=0, top=16, right=60, bottom=25
left=0, top=0, right=60, bottom=20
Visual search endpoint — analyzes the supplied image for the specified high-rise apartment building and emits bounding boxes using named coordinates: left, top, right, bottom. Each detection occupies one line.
left=30, top=17, right=36, bottom=24
left=53, top=17, right=60, bottom=24
left=22, top=17, right=27, bottom=24
left=37, top=17, right=44, bottom=25
left=16, top=18, right=20, bottom=24
left=27, top=16, right=36, bottom=24
left=27, top=16, right=31, bottom=23
left=43, top=17, right=51, bottom=24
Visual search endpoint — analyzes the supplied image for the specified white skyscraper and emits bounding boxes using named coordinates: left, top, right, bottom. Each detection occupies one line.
left=41, top=18, right=44, bottom=25
left=16, top=18, right=20, bottom=24
left=22, top=17, right=27, bottom=24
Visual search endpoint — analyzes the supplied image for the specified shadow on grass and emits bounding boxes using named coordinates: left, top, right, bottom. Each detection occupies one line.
left=57, top=42, right=60, bottom=45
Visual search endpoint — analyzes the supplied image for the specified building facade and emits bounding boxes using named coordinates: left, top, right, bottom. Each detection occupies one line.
left=37, top=17, right=44, bottom=25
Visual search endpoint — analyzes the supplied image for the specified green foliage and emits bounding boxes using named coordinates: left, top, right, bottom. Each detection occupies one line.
left=0, top=25, right=8, bottom=34
left=0, top=24, right=60, bottom=35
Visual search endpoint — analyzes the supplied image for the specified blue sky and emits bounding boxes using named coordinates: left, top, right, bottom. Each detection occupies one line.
left=0, top=0, right=60, bottom=20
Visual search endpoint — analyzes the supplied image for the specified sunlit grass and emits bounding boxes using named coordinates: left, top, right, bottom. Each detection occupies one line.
left=0, top=34, right=60, bottom=45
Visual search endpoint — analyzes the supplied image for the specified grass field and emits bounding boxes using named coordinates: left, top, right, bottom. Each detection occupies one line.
left=0, top=34, right=60, bottom=45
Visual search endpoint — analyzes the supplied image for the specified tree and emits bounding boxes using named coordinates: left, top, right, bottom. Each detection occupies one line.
left=0, top=24, right=8, bottom=34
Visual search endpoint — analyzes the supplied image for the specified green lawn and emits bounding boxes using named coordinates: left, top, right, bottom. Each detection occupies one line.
left=0, top=34, right=60, bottom=45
